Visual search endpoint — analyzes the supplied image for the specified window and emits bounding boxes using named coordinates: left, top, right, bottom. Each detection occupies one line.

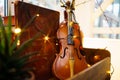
left=0, top=0, right=4, bottom=16
left=27, top=0, right=60, bottom=10
left=0, top=0, right=8, bottom=16
left=94, top=0, right=120, bottom=39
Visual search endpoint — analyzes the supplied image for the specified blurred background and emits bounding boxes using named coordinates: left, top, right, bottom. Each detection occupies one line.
left=0, top=0, right=120, bottom=80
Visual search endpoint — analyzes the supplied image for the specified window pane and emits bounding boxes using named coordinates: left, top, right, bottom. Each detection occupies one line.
left=94, top=0, right=120, bottom=39
left=0, top=0, right=4, bottom=16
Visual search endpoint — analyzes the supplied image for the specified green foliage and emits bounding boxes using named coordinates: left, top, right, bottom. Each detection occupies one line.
left=0, top=15, right=41, bottom=80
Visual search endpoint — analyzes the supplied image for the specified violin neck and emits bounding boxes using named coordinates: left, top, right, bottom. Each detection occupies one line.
left=67, top=8, right=75, bottom=78
left=67, top=9, right=74, bottom=45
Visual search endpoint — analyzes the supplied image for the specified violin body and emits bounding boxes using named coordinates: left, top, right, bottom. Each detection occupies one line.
left=52, top=1, right=88, bottom=79
left=52, top=21, right=88, bottom=80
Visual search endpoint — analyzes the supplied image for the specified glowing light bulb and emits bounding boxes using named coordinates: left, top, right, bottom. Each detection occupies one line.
left=14, top=28, right=21, bottom=34
left=17, top=40, right=20, bottom=46
left=44, top=36, right=49, bottom=41
left=87, top=64, right=91, bottom=67
left=94, top=55, right=100, bottom=60
left=106, top=70, right=111, bottom=74
left=56, top=43, right=59, bottom=45
left=36, top=14, right=39, bottom=17
left=73, top=35, right=77, bottom=38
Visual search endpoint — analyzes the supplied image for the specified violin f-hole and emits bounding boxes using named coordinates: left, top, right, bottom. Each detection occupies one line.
left=60, top=47, right=68, bottom=58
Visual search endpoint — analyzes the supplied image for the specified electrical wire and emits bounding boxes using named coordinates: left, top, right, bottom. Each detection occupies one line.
left=95, top=0, right=115, bottom=34
left=110, top=62, right=114, bottom=76
left=59, top=0, right=115, bottom=78
left=75, top=0, right=92, bottom=7
left=95, top=0, right=115, bottom=77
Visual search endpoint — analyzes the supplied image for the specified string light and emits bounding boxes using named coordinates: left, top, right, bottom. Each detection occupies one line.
left=14, top=27, right=21, bottom=34
left=87, top=64, right=91, bottom=67
left=36, top=14, right=39, bottom=17
left=56, top=42, right=59, bottom=45
left=13, top=28, right=21, bottom=46
left=17, top=40, right=20, bottom=46
left=73, top=35, right=77, bottom=38
left=44, top=36, right=49, bottom=41
left=106, top=70, right=111, bottom=74
left=94, top=55, right=100, bottom=60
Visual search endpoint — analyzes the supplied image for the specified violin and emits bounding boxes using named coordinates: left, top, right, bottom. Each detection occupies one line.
left=52, top=1, right=88, bottom=80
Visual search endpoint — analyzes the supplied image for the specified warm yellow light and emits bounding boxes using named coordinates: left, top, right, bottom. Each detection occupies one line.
left=44, top=36, right=49, bottom=41
left=73, top=35, right=77, bottom=38
left=17, top=40, right=20, bottom=46
left=36, top=14, right=39, bottom=17
left=56, top=43, right=59, bottom=45
left=69, top=21, right=74, bottom=26
left=14, top=28, right=21, bottom=34
left=106, top=70, right=111, bottom=74
left=87, top=64, right=91, bottom=67
left=94, top=55, right=100, bottom=60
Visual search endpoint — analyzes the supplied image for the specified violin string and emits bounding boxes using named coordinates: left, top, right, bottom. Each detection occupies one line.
left=75, top=0, right=92, bottom=7
left=59, top=0, right=114, bottom=76
left=72, top=11, right=77, bottom=23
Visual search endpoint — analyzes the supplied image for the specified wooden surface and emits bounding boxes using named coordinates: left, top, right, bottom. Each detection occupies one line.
left=67, top=57, right=110, bottom=80
left=14, top=1, right=60, bottom=80
left=3, top=16, right=15, bottom=26
left=14, top=1, right=111, bottom=80
left=84, top=48, right=111, bottom=65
